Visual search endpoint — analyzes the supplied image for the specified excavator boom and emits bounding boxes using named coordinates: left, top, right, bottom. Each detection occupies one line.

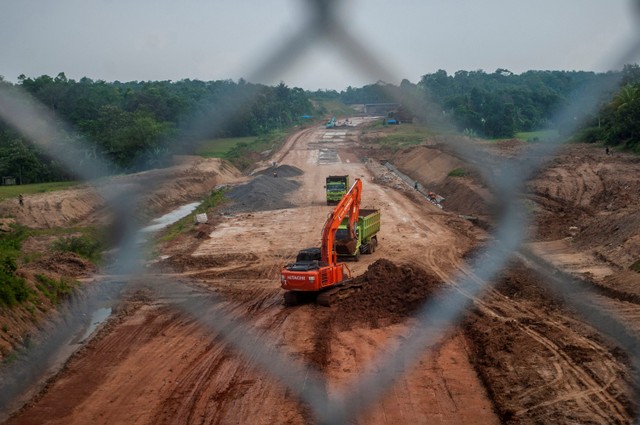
left=321, top=179, right=361, bottom=264
left=281, top=178, right=363, bottom=303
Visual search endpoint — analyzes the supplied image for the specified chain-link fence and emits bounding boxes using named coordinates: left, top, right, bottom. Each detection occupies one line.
left=1, top=0, right=640, bottom=423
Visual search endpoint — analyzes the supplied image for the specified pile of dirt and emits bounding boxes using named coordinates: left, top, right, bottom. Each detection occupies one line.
left=305, top=259, right=444, bottom=370
left=333, top=259, right=444, bottom=328
left=224, top=175, right=301, bottom=212
left=162, top=252, right=259, bottom=273
left=255, top=164, right=304, bottom=178
left=27, top=252, right=96, bottom=277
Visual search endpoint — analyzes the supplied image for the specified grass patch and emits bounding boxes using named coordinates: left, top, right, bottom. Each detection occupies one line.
left=374, top=123, right=431, bottom=149
left=0, top=262, right=31, bottom=306
left=0, top=224, right=101, bottom=306
left=448, top=167, right=467, bottom=177
left=196, top=131, right=288, bottom=171
left=35, top=274, right=76, bottom=304
left=195, top=189, right=227, bottom=214
left=224, top=130, right=287, bottom=171
left=2, top=350, right=19, bottom=365
left=631, top=260, right=640, bottom=273
left=0, top=225, right=31, bottom=306
left=51, top=232, right=105, bottom=264
left=515, top=130, right=559, bottom=143
left=158, top=189, right=228, bottom=243
left=0, top=181, right=79, bottom=202
left=195, top=137, right=258, bottom=158
left=313, top=99, right=358, bottom=117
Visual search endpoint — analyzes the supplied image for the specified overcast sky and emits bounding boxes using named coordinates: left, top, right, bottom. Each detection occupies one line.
left=1, top=0, right=638, bottom=91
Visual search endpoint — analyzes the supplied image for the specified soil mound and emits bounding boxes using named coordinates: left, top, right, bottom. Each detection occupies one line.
left=224, top=175, right=300, bottom=212
left=163, top=252, right=259, bottom=272
left=256, top=165, right=304, bottom=178
left=334, top=259, right=443, bottom=328
left=29, top=252, right=96, bottom=277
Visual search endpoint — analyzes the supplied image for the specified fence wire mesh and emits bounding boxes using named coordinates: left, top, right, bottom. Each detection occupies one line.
left=1, top=0, right=640, bottom=423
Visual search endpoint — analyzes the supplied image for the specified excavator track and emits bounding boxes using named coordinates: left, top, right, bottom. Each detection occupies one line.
left=316, top=280, right=362, bottom=307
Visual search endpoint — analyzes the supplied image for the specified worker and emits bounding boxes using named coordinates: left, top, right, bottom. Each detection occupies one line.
left=18, top=194, right=24, bottom=207
left=273, top=171, right=278, bottom=178
left=414, top=181, right=418, bottom=190
left=605, top=146, right=610, bottom=156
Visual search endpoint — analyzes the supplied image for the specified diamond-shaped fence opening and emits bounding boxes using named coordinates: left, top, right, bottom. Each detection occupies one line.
left=1, top=0, right=640, bottom=423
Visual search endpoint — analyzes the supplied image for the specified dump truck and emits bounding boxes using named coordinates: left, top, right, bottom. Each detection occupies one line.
left=325, top=175, right=349, bottom=205
left=335, top=208, right=380, bottom=261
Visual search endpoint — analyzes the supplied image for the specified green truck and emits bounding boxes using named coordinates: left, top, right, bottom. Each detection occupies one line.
left=335, top=209, right=381, bottom=261
left=325, top=175, right=349, bottom=205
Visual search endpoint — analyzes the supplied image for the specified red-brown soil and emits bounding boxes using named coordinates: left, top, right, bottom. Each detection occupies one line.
left=2, top=121, right=640, bottom=424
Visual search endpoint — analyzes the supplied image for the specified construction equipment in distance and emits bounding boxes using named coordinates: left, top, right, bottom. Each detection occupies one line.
left=325, top=175, right=349, bottom=205
left=325, top=117, right=337, bottom=128
left=281, top=178, right=368, bottom=306
left=335, top=208, right=380, bottom=261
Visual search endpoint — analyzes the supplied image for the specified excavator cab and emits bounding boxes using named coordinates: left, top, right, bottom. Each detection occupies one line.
left=285, top=247, right=326, bottom=271
left=295, top=247, right=322, bottom=263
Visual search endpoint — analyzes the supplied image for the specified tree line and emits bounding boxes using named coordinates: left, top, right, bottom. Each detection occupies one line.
left=1, top=66, right=639, bottom=185
left=579, top=64, right=640, bottom=153
left=0, top=74, right=314, bottom=183
left=314, top=67, right=640, bottom=153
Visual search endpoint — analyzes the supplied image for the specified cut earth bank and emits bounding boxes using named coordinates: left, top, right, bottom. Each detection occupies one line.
left=2, top=121, right=640, bottom=424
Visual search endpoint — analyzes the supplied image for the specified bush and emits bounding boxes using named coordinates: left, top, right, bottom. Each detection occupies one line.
left=448, top=167, right=467, bottom=177
left=52, top=235, right=103, bottom=263
left=35, top=274, right=75, bottom=304
left=0, top=256, right=30, bottom=306
left=195, top=189, right=226, bottom=214
left=0, top=225, right=32, bottom=306
left=574, top=126, right=606, bottom=144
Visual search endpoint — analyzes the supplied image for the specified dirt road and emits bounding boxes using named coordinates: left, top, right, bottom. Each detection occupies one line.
left=4, top=126, right=639, bottom=424
left=5, top=122, right=498, bottom=424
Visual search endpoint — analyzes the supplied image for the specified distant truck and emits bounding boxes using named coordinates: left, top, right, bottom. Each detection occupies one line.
left=325, top=175, right=349, bottom=205
left=335, top=208, right=381, bottom=261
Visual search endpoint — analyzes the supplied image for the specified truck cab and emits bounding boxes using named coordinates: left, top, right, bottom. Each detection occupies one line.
left=325, top=175, right=349, bottom=205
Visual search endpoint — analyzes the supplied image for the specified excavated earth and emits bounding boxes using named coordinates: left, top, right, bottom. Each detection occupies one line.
left=2, top=122, right=640, bottom=424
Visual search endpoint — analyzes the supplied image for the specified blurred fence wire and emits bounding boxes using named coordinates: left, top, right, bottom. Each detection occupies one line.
left=1, top=0, right=640, bottom=423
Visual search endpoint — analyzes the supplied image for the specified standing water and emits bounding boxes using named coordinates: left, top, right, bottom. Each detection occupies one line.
left=140, top=201, right=201, bottom=233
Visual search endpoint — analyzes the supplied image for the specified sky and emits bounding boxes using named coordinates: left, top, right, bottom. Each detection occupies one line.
left=1, top=0, right=639, bottom=91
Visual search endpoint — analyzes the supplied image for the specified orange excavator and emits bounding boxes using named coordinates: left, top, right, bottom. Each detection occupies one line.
left=280, top=178, right=363, bottom=306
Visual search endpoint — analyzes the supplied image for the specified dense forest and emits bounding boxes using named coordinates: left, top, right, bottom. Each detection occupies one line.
left=1, top=65, right=639, bottom=185
left=315, top=66, right=640, bottom=152
left=0, top=74, right=314, bottom=182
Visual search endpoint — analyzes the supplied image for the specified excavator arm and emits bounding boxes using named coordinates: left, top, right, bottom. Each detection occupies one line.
left=281, top=178, right=362, bottom=305
left=321, top=178, right=362, bottom=265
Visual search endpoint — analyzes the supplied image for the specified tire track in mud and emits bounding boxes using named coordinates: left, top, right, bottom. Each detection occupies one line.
left=364, top=141, right=640, bottom=423
left=400, top=218, right=633, bottom=424
left=458, top=262, right=634, bottom=423
left=149, top=284, right=315, bottom=425
left=378, top=155, right=636, bottom=422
